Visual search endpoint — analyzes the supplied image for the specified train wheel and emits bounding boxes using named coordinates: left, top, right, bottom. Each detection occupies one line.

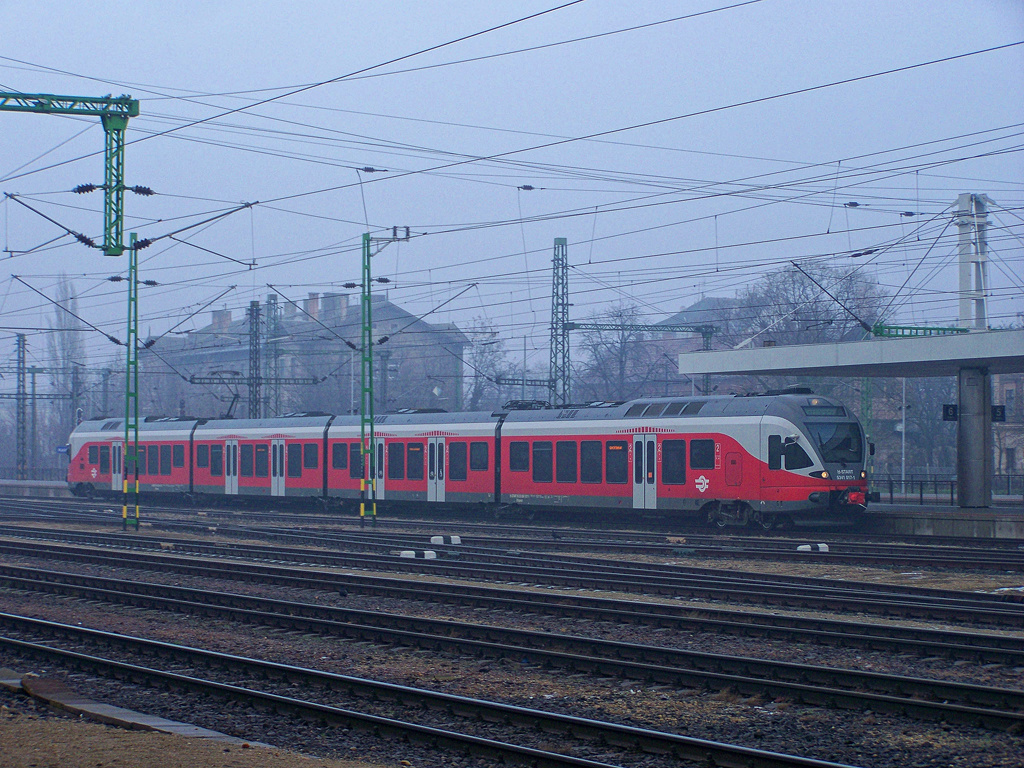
left=753, top=514, right=775, bottom=531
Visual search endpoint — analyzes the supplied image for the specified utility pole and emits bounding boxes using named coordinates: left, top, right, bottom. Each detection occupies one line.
left=955, top=193, right=990, bottom=330
left=15, top=335, right=26, bottom=481
left=123, top=233, right=141, bottom=530
left=359, top=227, right=409, bottom=527
left=0, top=347, right=76, bottom=480
left=550, top=237, right=570, bottom=405
left=265, top=294, right=281, bottom=416
left=2, top=92, right=146, bottom=527
left=248, top=300, right=261, bottom=419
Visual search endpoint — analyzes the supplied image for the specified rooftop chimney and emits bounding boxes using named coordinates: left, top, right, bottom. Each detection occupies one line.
left=304, top=292, right=320, bottom=321
left=211, top=309, right=231, bottom=332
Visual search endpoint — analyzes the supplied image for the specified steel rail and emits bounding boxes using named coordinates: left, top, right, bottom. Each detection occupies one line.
left=1, top=527, right=1022, bottom=627
left=9, top=519, right=1024, bottom=611
left=0, top=616, right=864, bottom=768
left=3, top=567, right=1023, bottom=729
left=4, top=496, right=1023, bottom=556
left=3, top=539, right=1024, bottom=657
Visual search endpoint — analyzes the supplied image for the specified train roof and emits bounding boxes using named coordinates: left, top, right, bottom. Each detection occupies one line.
left=195, top=413, right=334, bottom=432
left=499, top=393, right=853, bottom=423
left=70, top=392, right=856, bottom=439
left=71, top=416, right=203, bottom=435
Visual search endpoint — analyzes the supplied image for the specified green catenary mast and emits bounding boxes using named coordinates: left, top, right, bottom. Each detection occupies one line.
left=0, top=92, right=141, bottom=527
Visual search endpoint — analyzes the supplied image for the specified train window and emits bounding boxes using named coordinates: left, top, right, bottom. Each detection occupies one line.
left=580, top=441, right=602, bottom=483
left=99, top=446, right=110, bottom=475
left=377, top=443, right=384, bottom=479
left=240, top=444, right=254, bottom=477
left=449, top=442, right=468, bottom=481
left=350, top=443, right=363, bottom=479
left=388, top=443, right=405, bottom=480
left=470, top=441, right=489, bottom=471
left=662, top=402, right=685, bottom=417
left=88, top=446, right=99, bottom=464
left=806, top=422, right=862, bottom=464
left=662, top=440, right=686, bottom=484
left=287, top=444, right=303, bottom=477
left=148, top=445, right=160, bottom=476
left=135, top=446, right=146, bottom=475
left=606, top=441, right=628, bottom=484
left=210, top=445, right=223, bottom=477
left=407, top=442, right=424, bottom=480
left=556, top=441, right=577, bottom=483
left=509, top=441, right=529, bottom=472
left=332, top=443, right=348, bottom=470
left=625, top=403, right=648, bottom=417
left=683, top=401, right=706, bottom=415
left=304, top=443, right=319, bottom=469
left=532, top=441, right=553, bottom=483
left=196, top=444, right=209, bottom=468
left=642, top=404, right=667, bottom=418
left=784, top=443, right=814, bottom=470
left=768, top=435, right=783, bottom=470
left=634, top=440, right=643, bottom=484
left=690, top=439, right=715, bottom=469
left=160, top=445, right=172, bottom=475
left=172, top=445, right=185, bottom=468
left=255, top=445, right=269, bottom=477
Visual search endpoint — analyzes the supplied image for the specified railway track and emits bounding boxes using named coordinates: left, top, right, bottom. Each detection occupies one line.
left=0, top=613, right=864, bottom=768
left=1, top=526, right=1022, bottom=628
left=3, top=566, right=1024, bottom=730
left=2, top=538, right=1023, bottom=664
left=3, top=495, right=1023, bottom=570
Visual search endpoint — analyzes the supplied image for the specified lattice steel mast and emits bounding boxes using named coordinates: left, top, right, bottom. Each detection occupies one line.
left=549, top=238, right=570, bottom=406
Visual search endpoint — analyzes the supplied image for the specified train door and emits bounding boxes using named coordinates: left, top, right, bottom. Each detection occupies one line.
left=270, top=439, right=285, bottom=496
left=725, top=452, right=742, bottom=486
left=427, top=437, right=445, bottom=502
left=375, top=441, right=386, bottom=500
left=224, top=440, right=239, bottom=495
left=111, top=442, right=122, bottom=492
left=632, top=434, right=657, bottom=509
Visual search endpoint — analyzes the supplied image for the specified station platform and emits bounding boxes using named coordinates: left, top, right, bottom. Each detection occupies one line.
left=864, top=502, right=1024, bottom=539
left=0, top=479, right=71, bottom=498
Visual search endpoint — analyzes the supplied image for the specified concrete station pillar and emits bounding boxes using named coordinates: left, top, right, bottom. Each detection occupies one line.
left=957, top=367, right=992, bottom=507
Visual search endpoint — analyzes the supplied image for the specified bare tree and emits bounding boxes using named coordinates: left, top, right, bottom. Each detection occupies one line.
left=463, top=318, right=515, bottom=411
left=574, top=303, right=659, bottom=402
left=46, top=274, right=86, bottom=444
left=732, top=263, right=888, bottom=348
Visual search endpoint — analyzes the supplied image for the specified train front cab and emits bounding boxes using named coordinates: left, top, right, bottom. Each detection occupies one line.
left=758, top=399, right=868, bottom=527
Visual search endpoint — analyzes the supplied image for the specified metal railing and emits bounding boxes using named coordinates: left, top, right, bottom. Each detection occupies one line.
left=871, top=472, right=1024, bottom=505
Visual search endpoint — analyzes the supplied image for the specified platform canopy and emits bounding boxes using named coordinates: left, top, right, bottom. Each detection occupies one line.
left=678, top=329, right=1024, bottom=378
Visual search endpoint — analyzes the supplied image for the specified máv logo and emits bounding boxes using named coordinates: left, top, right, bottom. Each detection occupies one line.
left=695, top=475, right=709, bottom=493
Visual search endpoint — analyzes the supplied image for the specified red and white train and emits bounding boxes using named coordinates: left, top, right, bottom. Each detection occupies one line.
left=67, top=391, right=871, bottom=528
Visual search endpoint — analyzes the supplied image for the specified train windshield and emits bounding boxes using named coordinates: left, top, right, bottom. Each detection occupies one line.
left=807, top=422, right=862, bottom=465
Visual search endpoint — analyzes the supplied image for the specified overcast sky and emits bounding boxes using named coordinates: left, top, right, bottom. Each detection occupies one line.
left=0, top=0, right=1021, bottom=379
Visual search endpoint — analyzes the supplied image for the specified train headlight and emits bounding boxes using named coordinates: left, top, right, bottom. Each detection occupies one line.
left=860, top=470, right=867, bottom=480
left=808, top=470, right=830, bottom=479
